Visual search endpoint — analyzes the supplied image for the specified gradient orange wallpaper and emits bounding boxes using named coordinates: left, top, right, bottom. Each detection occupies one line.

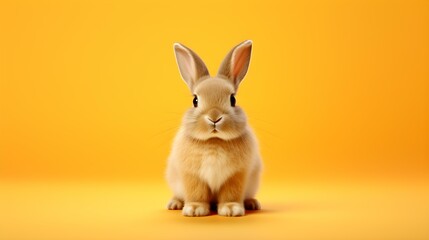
left=1, top=0, right=429, bottom=239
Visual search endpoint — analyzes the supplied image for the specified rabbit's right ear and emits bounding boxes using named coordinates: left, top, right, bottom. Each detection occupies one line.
left=174, top=43, right=210, bottom=91
left=217, top=40, right=252, bottom=90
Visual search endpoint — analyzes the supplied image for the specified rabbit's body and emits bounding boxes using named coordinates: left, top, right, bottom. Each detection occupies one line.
left=167, top=122, right=261, bottom=202
left=166, top=41, right=262, bottom=217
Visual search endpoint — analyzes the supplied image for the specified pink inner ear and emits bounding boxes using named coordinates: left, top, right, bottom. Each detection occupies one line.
left=176, top=47, right=195, bottom=82
left=183, top=56, right=195, bottom=79
left=232, top=46, right=251, bottom=80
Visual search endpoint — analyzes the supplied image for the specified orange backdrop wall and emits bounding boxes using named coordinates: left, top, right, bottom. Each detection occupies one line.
left=1, top=0, right=428, bottom=182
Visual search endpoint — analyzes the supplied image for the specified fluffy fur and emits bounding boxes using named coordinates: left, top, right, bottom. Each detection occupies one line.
left=166, top=40, right=262, bottom=217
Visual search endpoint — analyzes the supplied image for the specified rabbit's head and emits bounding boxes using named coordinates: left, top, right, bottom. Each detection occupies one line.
left=173, top=40, right=253, bottom=141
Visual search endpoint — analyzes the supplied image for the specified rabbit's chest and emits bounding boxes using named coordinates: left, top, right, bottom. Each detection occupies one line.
left=198, top=148, right=235, bottom=192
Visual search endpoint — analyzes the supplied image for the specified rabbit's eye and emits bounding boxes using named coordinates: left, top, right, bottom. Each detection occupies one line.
left=230, top=94, right=236, bottom=107
left=193, top=95, right=198, bottom=107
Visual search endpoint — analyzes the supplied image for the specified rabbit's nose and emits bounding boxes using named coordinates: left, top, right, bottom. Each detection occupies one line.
left=205, top=109, right=223, bottom=125
left=208, top=117, right=223, bottom=124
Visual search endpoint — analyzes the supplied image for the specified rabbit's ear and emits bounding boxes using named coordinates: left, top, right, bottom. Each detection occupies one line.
left=217, top=40, right=252, bottom=90
left=174, top=43, right=210, bottom=91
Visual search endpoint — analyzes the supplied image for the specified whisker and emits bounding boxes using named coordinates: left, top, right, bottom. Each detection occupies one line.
left=150, top=125, right=180, bottom=138
left=251, top=124, right=281, bottom=140
left=247, top=116, right=275, bottom=126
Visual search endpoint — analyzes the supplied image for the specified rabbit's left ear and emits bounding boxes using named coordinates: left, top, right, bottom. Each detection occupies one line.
left=174, top=43, right=210, bottom=91
left=217, top=40, right=252, bottom=90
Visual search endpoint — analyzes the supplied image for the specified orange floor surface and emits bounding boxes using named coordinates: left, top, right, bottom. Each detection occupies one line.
left=1, top=179, right=428, bottom=240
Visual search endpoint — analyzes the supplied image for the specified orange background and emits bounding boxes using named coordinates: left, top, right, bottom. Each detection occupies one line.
left=0, top=0, right=428, bottom=239
left=1, top=0, right=428, bottom=182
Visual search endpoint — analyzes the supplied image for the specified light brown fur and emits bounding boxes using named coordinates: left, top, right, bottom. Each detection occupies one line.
left=166, top=40, right=262, bottom=217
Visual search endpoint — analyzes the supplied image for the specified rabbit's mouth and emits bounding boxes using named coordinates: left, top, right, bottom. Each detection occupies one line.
left=211, top=129, right=218, bottom=134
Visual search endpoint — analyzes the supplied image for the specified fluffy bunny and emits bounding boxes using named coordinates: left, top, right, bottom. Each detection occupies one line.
left=166, top=40, right=262, bottom=217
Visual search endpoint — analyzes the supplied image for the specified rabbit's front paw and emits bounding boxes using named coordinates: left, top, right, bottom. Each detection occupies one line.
left=182, top=202, right=210, bottom=217
left=167, top=198, right=184, bottom=210
left=218, top=202, right=245, bottom=217
left=244, top=198, right=261, bottom=210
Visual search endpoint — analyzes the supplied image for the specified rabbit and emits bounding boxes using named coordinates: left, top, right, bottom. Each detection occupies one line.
left=166, top=40, right=262, bottom=217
